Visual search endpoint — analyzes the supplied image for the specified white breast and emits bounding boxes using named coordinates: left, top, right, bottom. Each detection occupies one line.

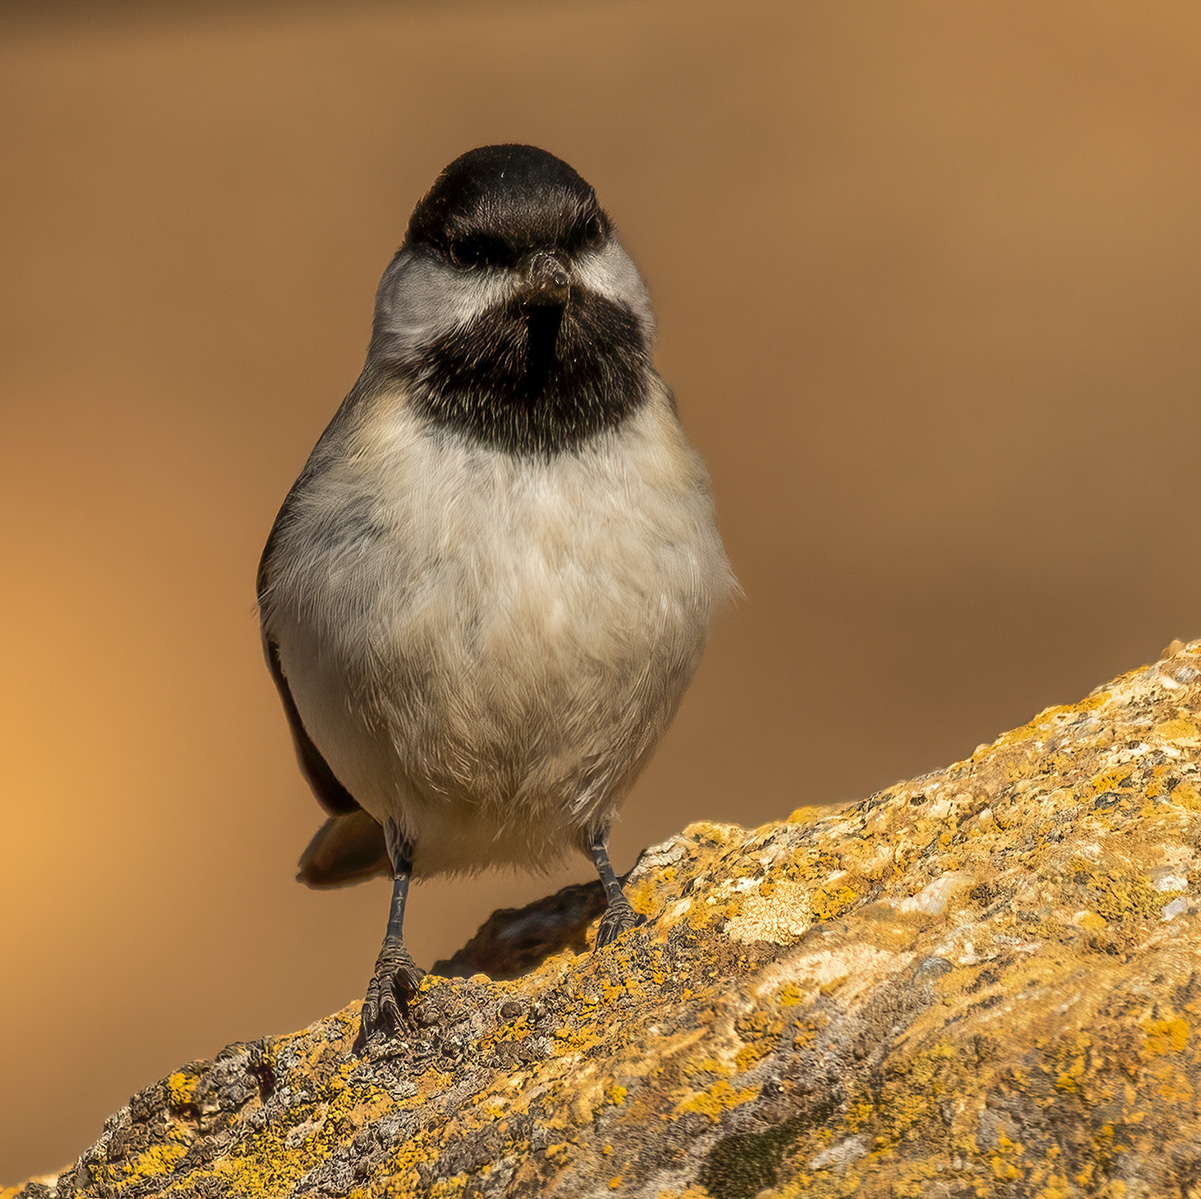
left=262, top=384, right=733, bottom=876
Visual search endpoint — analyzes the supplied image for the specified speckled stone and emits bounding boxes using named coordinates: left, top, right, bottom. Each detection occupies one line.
left=8, top=640, right=1201, bottom=1199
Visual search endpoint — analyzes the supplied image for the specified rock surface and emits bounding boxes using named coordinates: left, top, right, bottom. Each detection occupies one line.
left=8, top=641, right=1201, bottom=1199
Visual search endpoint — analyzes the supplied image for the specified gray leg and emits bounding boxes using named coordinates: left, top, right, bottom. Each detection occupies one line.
left=358, top=821, right=424, bottom=1044
left=589, top=828, right=646, bottom=949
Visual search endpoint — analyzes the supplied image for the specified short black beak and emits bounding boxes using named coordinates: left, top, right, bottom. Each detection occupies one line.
left=521, top=249, right=571, bottom=306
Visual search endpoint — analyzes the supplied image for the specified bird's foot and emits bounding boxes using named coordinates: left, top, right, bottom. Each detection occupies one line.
left=594, top=899, right=647, bottom=950
left=357, top=940, right=425, bottom=1049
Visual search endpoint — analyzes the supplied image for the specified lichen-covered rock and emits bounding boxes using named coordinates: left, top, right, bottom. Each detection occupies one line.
left=8, top=641, right=1201, bottom=1199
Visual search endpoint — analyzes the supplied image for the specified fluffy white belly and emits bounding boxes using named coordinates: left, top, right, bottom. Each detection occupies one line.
left=265, top=395, right=731, bottom=876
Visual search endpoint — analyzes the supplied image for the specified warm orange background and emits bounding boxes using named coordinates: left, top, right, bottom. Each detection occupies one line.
left=3, top=1, right=1200, bottom=1181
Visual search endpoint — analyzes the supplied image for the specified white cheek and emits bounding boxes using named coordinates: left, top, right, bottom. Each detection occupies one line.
left=574, top=241, right=656, bottom=339
left=374, top=252, right=512, bottom=360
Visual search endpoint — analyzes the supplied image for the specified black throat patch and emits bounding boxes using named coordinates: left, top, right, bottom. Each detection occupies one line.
left=408, top=288, right=650, bottom=455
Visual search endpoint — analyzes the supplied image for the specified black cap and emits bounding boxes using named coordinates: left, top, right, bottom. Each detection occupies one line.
left=406, top=145, right=610, bottom=258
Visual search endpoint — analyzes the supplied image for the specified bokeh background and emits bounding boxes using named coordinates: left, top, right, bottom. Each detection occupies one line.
left=3, top=0, right=1200, bottom=1181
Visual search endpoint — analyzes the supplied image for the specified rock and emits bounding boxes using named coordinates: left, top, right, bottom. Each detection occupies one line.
left=8, top=640, right=1201, bottom=1198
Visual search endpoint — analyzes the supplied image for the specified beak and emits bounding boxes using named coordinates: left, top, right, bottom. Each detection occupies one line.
left=521, top=249, right=572, bottom=306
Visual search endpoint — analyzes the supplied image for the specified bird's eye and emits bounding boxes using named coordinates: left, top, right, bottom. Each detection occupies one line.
left=582, top=215, right=605, bottom=249
left=446, top=235, right=510, bottom=269
left=447, top=240, right=483, bottom=268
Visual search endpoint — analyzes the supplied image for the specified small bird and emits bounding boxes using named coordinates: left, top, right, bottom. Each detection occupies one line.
left=258, top=144, right=734, bottom=1042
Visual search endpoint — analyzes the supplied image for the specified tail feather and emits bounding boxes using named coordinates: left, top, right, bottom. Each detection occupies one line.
left=298, top=810, right=391, bottom=888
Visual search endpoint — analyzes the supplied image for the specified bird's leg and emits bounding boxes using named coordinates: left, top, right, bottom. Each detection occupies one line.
left=358, top=821, right=424, bottom=1044
left=589, top=828, right=646, bottom=948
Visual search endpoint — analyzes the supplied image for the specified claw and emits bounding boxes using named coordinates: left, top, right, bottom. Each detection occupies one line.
left=356, top=939, right=425, bottom=1049
left=594, top=900, right=646, bottom=949
left=588, top=830, right=648, bottom=951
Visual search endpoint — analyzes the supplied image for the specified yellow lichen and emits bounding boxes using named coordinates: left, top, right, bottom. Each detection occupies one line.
left=675, top=1080, right=759, bottom=1122
left=777, top=983, right=804, bottom=1007
left=1141, top=1016, right=1190, bottom=1058
left=810, top=884, right=857, bottom=921
left=1154, top=719, right=1200, bottom=745
left=989, top=1132, right=1026, bottom=1181
left=1071, top=861, right=1174, bottom=923
left=122, top=1140, right=189, bottom=1183
left=1170, top=782, right=1201, bottom=811
left=787, top=806, right=828, bottom=826
left=683, top=1057, right=729, bottom=1080
left=734, top=1040, right=773, bottom=1073
left=1089, top=770, right=1132, bottom=794
left=991, top=692, right=1111, bottom=752
left=166, top=1069, right=199, bottom=1112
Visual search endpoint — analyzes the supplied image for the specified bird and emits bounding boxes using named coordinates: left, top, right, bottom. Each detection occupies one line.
left=257, top=144, right=735, bottom=1043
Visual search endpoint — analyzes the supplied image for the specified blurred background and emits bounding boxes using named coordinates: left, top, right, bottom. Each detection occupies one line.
left=2, top=0, right=1200, bottom=1181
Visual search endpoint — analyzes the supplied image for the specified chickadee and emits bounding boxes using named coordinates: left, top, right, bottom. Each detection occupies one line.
left=258, top=144, right=734, bottom=1042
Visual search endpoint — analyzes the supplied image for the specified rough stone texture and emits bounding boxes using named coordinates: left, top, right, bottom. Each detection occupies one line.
left=8, top=640, right=1201, bottom=1199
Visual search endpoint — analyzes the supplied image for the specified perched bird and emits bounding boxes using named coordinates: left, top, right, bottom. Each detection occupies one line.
left=258, top=144, right=734, bottom=1041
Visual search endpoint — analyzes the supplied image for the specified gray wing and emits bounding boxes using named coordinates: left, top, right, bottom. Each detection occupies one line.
left=257, top=515, right=361, bottom=818
left=259, top=527, right=390, bottom=888
left=262, top=633, right=363, bottom=817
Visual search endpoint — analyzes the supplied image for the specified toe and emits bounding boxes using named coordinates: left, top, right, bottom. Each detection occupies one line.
left=594, top=902, right=647, bottom=949
left=359, top=943, right=426, bottom=1043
